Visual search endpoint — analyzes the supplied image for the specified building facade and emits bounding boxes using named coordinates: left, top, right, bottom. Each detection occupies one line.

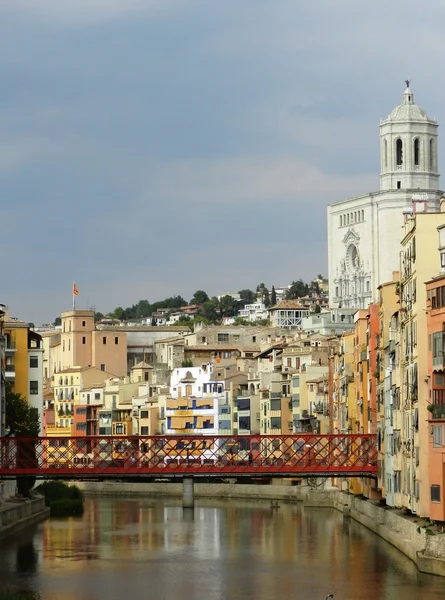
left=328, top=84, right=443, bottom=309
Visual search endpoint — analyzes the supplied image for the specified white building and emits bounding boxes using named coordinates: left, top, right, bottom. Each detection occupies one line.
left=328, top=83, right=443, bottom=308
left=167, top=365, right=224, bottom=435
left=238, top=302, right=269, bottom=322
left=268, top=300, right=310, bottom=329
left=301, top=308, right=355, bottom=336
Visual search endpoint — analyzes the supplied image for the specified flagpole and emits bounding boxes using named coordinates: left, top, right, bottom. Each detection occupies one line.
left=73, top=282, right=75, bottom=311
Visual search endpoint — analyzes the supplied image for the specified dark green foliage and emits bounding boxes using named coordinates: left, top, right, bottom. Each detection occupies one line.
left=0, top=591, right=41, bottom=600
left=271, top=285, right=277, bottom=306
left=5, top=387, right=40, bottom=437
left=287, top=279, right=309, bottom=299
left=190, top=290, right=209, bottom=305
left=238, top=289, right=255, bottom=305
left=36, top=481, right=84, bottom=518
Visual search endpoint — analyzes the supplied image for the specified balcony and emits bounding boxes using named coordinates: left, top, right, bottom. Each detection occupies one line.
left=428, top=404, right=445, bottom=420
left=4, top=365, right=15, bottom=377
left=5, top=341, right=16, bottom=352
left=270, top=392, right=281, bottom=399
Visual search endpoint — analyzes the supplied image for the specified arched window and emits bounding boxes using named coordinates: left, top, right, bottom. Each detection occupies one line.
left=340, top=215, right=343, bottom=227
left=396, top=139, right=403, bottom=167
left=362, top=210, right=364, bottom=220
left=430, top=138, right=435, bottom=170
left=414, top=138, right=420, bottom=167
left=384, top=139, right=388, bottom=168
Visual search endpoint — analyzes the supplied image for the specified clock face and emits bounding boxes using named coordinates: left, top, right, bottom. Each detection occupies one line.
left=347, top=243, right=359, bottom=272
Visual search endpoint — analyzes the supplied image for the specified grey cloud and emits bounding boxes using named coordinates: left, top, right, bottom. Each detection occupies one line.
left=2, top=0, right=445, bottom=321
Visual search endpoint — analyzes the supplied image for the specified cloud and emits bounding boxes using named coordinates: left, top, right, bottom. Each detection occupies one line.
left=141, top=157, right=378, bottom=205
left=0, top=137, right=56, bottom=173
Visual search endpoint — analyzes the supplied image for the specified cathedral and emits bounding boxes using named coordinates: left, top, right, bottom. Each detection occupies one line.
left=327, top=83, right=443, bottom=308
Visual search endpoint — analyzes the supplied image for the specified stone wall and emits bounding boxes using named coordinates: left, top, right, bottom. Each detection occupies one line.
left=0, top=497, right=50, bottom=540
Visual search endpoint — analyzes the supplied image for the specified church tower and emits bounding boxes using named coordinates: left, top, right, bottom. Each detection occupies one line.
left=380, top=82, right=439, bottom=192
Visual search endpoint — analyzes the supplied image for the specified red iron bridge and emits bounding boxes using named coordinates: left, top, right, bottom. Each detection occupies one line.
left=0, top=434, right=377, bottom=480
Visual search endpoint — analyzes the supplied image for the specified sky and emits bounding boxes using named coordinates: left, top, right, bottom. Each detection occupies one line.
left=2, top=0, right=445, bottom=323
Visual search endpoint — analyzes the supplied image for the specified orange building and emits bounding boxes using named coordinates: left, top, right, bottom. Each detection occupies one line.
left=426, top=273, right=445, bottom=520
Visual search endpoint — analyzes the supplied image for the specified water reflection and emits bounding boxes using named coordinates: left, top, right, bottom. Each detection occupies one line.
left=0, top=497, right=444, bottom=600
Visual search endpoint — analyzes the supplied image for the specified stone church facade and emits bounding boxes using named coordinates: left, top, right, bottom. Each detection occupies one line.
left=327, top=84, right=443, bottom=308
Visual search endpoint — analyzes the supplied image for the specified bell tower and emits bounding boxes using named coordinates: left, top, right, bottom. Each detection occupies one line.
left=379, top=81, right=439, bottom=192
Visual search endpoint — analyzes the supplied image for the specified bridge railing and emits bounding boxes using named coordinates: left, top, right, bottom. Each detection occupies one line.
left=0, top=434, right=377, bottom=477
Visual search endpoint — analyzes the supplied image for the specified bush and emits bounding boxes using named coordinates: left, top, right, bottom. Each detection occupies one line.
left=36, top=481, right=84, bottom=517
left=0, top=591, right=41, bottom=600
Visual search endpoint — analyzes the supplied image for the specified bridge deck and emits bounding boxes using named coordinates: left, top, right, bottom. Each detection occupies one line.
left=0, top=434, right=377, bottom=479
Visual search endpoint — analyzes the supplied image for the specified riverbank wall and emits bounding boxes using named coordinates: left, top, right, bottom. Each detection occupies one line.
left=0, top=497, right=50, bottom=540
left=76, top=480, right=445, bottom=576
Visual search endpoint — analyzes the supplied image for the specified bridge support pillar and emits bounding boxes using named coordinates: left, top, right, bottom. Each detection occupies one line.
left=182, top=476, right=194, bottom=509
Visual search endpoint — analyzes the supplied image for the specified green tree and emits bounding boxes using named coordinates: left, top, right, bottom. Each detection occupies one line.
left=202, top=298, right=219, bottom=323
left=314, top=304, right=321, bottom=313
left=5, top=386, right=40, bottom=498
left=263, top=288, right=270, bottom=307
left=94, top=312, right=104, bottom=322
left=113, top=306, right=125, bottom=321
left=53, top=317, right=61, bottom=327
left=256, top=283, right=269, bottom=303
left=287, top=279, right=308, bottom=299
left=5, top=387, right=40, bottom=437
left=271, top=286, right=277, bottom=306
left=238, top=289, right=255, bottom=305
left=190, top=290, right=209, bottom=305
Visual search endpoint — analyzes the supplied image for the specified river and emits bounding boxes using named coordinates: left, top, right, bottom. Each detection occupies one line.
left=1, top=496, right=445, bottom=600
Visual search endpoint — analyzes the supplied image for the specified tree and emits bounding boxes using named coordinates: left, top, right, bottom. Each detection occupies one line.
left=256, top=283, right=269, bottom=303
left=202, top=298, right=219, bottom=323
left=287, top=279, right=308, bottom=299
left=94, top=312, right=104, bottom=322
left=112, top=306, right=125, bottom=321
left=190, top=290, right=209, bottom=305
left=314, top=304, right=321, bottom=313
left=53, top=317, right=61, bottom=327
left=271, top=286, right=277, bottom=306
left=238, top=289, right=255, bottom=305
left=5, top=386, right=40, bottom=498
left=263, top=288, right=270, bottom=307
left=5, top=387, right=40, bottom=437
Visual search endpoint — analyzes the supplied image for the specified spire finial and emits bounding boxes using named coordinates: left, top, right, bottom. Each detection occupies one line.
left=405, top=78, right=411, bottom=89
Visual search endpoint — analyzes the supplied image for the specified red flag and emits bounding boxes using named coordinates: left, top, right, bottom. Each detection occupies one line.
left=73, top=283, right=79, bottom=297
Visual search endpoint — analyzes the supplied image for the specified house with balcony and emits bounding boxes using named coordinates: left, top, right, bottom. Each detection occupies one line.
left=238, top=302, right=269, bottom=323
left=3, top=312, right=44, bottom=426
left=52, top=366, right=115, bottom=431
left=166, top=365, right=224, bottom=435
left=268, top=300, right=310, bottom=330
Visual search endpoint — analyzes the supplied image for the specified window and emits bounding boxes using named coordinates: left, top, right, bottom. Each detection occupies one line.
left=30, top=381, right=38, bottom=395
left=141, top=426, right=149, bottom=435
left=384, top=139, right=387, bottom=167
left=103, top=336, right=107, bottom=345
left=396, top=138, right=403, bottom=166
left=82, top=336, right=86, bottom=344
left=431, top=484, right=441, bottom=503
left=100, top=364, right=105, bottom=371
left=115, top=337, right=119, bottom=345
left=433, top=425, right=443, bottom=447
left=397, top=181, right=401, bottom=189
left=29, top=356, right=38, bottom=368
left=94, top=393, right=101, bottom=400
left=217, top=333, right=229, bottom=342
left=270, top=417, right=281, bottom=429
left=237, top=398, right=250, bottom=411
left=239, top=416, right=251, bottom=430
left=270, top=399, right=281, bottom=411
left=140, top=411, right=149, bottom=419
left=414, top=138, right=420, bottom=166
left=430, top=138, right=435, bottom=170
left=82, top=321, right=86, bottom=327
left=115, top=423, right=124, bottom=435
left=68, top=339, right=70, bottom=351
left=144, top=372, right=149, bottom=381
left=252, top=336, right=256, bottom=343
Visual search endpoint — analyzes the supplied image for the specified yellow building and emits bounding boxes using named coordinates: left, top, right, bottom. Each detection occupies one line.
left=399, top=206, right=445, bottom=516
left=52, top=366, right=116, bottom=431
left=377, top=274, right=402, bottom=506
